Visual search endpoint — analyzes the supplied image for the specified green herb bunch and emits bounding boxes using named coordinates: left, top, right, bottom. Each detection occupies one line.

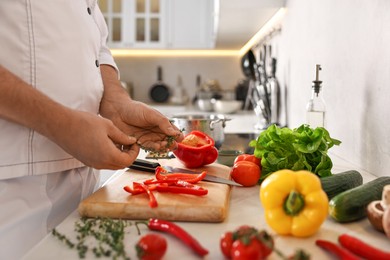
left=249, top=124, right=341, bottom=181
left=52, top=217, right=131, bottom=259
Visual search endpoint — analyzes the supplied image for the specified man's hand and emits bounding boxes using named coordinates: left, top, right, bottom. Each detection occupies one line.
left=53, top=110, right=140, bottom=169
left=99, top=65, right=184, bottom=153
left=0, top=65, right=139, bottom=170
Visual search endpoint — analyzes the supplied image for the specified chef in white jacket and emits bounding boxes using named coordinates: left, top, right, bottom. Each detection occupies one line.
left=0, top=1, right=183, bottom=259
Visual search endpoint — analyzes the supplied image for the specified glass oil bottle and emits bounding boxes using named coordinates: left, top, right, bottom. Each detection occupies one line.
left=306, top=64, right=326, bottom=128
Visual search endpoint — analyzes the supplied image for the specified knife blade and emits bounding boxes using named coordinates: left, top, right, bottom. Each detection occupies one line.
left=162, top=166, right=242, bottom=186
left=129, top=159, right=242, bottom=186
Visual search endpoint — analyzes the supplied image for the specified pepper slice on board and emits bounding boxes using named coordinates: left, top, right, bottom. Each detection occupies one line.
left=124, top=165, right=209, bottom=207
left=154, top=166, right=207, bottom=183
left=155, top=180, right=208, bottom=196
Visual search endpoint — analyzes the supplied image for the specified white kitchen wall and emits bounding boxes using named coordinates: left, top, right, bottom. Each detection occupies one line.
left=269, top=0, right=390, bottom=177
left=114, top=56, right=243, bottom=103
left=113, top=0, right=390, bottom=178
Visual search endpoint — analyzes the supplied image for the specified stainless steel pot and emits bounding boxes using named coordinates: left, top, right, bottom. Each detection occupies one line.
left=170, top=114, right=230, bottom=148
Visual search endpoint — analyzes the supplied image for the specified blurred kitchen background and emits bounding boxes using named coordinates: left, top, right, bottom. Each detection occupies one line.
left=100, top=0, right=390, bottom=178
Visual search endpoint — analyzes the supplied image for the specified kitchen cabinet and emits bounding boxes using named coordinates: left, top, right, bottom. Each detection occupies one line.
left=99, top=0, right=167, bottom=49
left=167, top=0, right=217, bottom=49
left=99, top=0, right=217, bottom=49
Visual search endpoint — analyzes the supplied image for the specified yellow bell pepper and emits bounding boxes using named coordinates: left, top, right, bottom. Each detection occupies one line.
left=260, top=169, right=329, bottom=237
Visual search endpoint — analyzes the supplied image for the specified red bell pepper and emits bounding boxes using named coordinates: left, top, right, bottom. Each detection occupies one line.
left=173, top=130, right=218, bottom=168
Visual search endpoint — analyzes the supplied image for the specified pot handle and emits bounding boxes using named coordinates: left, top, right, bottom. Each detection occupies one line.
left=209, top=117, right=231, bottom=130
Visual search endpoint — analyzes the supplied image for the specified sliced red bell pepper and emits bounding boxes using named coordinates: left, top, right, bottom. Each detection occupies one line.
left=124, top=163, right=210, bottom=208
left=123, top=185, right=145, bottom=195
left=137, top=182, right=158, bottom=208
left=155, top=181, right=208, bottom=196
left=124, top=182, right=157, bottom=195
left=143, top=178, right=178, bottom=185
left=154, top=166, right=207, bottom=183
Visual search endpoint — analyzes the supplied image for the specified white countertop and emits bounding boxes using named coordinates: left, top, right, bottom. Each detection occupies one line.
left=23, top=154, right=390, bottom=260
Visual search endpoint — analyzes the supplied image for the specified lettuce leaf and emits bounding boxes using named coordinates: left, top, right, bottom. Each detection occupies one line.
left=249, top=124, right=341, bottom=181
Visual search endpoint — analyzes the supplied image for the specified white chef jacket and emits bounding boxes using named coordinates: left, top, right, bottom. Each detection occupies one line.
left=0, top=0, right=118, bottom=179
left=0, top=1, right=118, bottom=259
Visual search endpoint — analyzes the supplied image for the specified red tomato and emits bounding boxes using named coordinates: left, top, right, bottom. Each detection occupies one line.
left=135, top=233, right=167, bottom=260
left=231, top=238, right=264, bottom=260
left=220, top=231, right=234, bottom=258
left=234, top=154, right=261, bottom=166
left=257, top=230, right=274, bottom=259
left=233, top=225, right=257, bottom=238
left=230, top=161, right=261, bottom=187
left=220, top=226, right=274, bottom=259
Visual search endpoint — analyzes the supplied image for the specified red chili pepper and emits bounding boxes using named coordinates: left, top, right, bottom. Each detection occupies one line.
left=173, top=130, right=218, bottom=168
left=155, top=182, right=208, bottom=196
left=138, top=182, right=158, bottom=208
left=339, top=233, right=390, bottom=260
left=315, top=239, right=360, bottom=260
left=145, top=218, right=209, bottom=257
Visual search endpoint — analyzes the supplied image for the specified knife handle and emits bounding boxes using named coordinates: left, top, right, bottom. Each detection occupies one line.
left=129, top=159, right=160, bottom=172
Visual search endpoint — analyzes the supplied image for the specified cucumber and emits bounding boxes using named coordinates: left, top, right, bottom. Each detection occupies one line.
left=320, top=170, right=363, bottom=199
left=329, top=176, right=390, bottom=223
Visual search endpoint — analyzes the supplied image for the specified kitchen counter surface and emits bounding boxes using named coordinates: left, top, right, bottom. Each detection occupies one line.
left=23, top=154, right=390, bottom=260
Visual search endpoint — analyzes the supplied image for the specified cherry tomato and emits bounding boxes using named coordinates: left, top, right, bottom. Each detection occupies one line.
left=230, top=161, right=261, bottom=187
left=231, top=238, right=263, bottom=260
left=135, top=233, right=167, bottom=260
left=220, top=231, right=234, bottom=258
left=234, top=154, right=261, bottom=166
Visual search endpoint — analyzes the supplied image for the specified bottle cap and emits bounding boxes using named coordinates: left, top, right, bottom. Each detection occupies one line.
left=312, top=64, right=322, bottom=93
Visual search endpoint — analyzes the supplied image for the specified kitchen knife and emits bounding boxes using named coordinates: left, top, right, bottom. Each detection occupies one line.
left=129, top=159, right=242, bottom=186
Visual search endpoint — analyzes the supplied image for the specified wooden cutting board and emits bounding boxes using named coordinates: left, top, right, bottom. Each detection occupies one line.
left=78, top=159, right=232, bottom=222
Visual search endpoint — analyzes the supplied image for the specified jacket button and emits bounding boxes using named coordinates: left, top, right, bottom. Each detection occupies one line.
left=95, top=60, right=99, bottom=67
left=87, top=7, right=91, bottom=15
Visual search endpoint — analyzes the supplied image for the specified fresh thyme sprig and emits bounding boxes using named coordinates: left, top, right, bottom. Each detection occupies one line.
left=139, top=128, right=184, bottom=157
left=52, top=217, right=131, bottom=259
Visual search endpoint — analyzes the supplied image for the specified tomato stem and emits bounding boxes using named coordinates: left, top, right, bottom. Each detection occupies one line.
left=284, top=190, right=305, bottom=216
